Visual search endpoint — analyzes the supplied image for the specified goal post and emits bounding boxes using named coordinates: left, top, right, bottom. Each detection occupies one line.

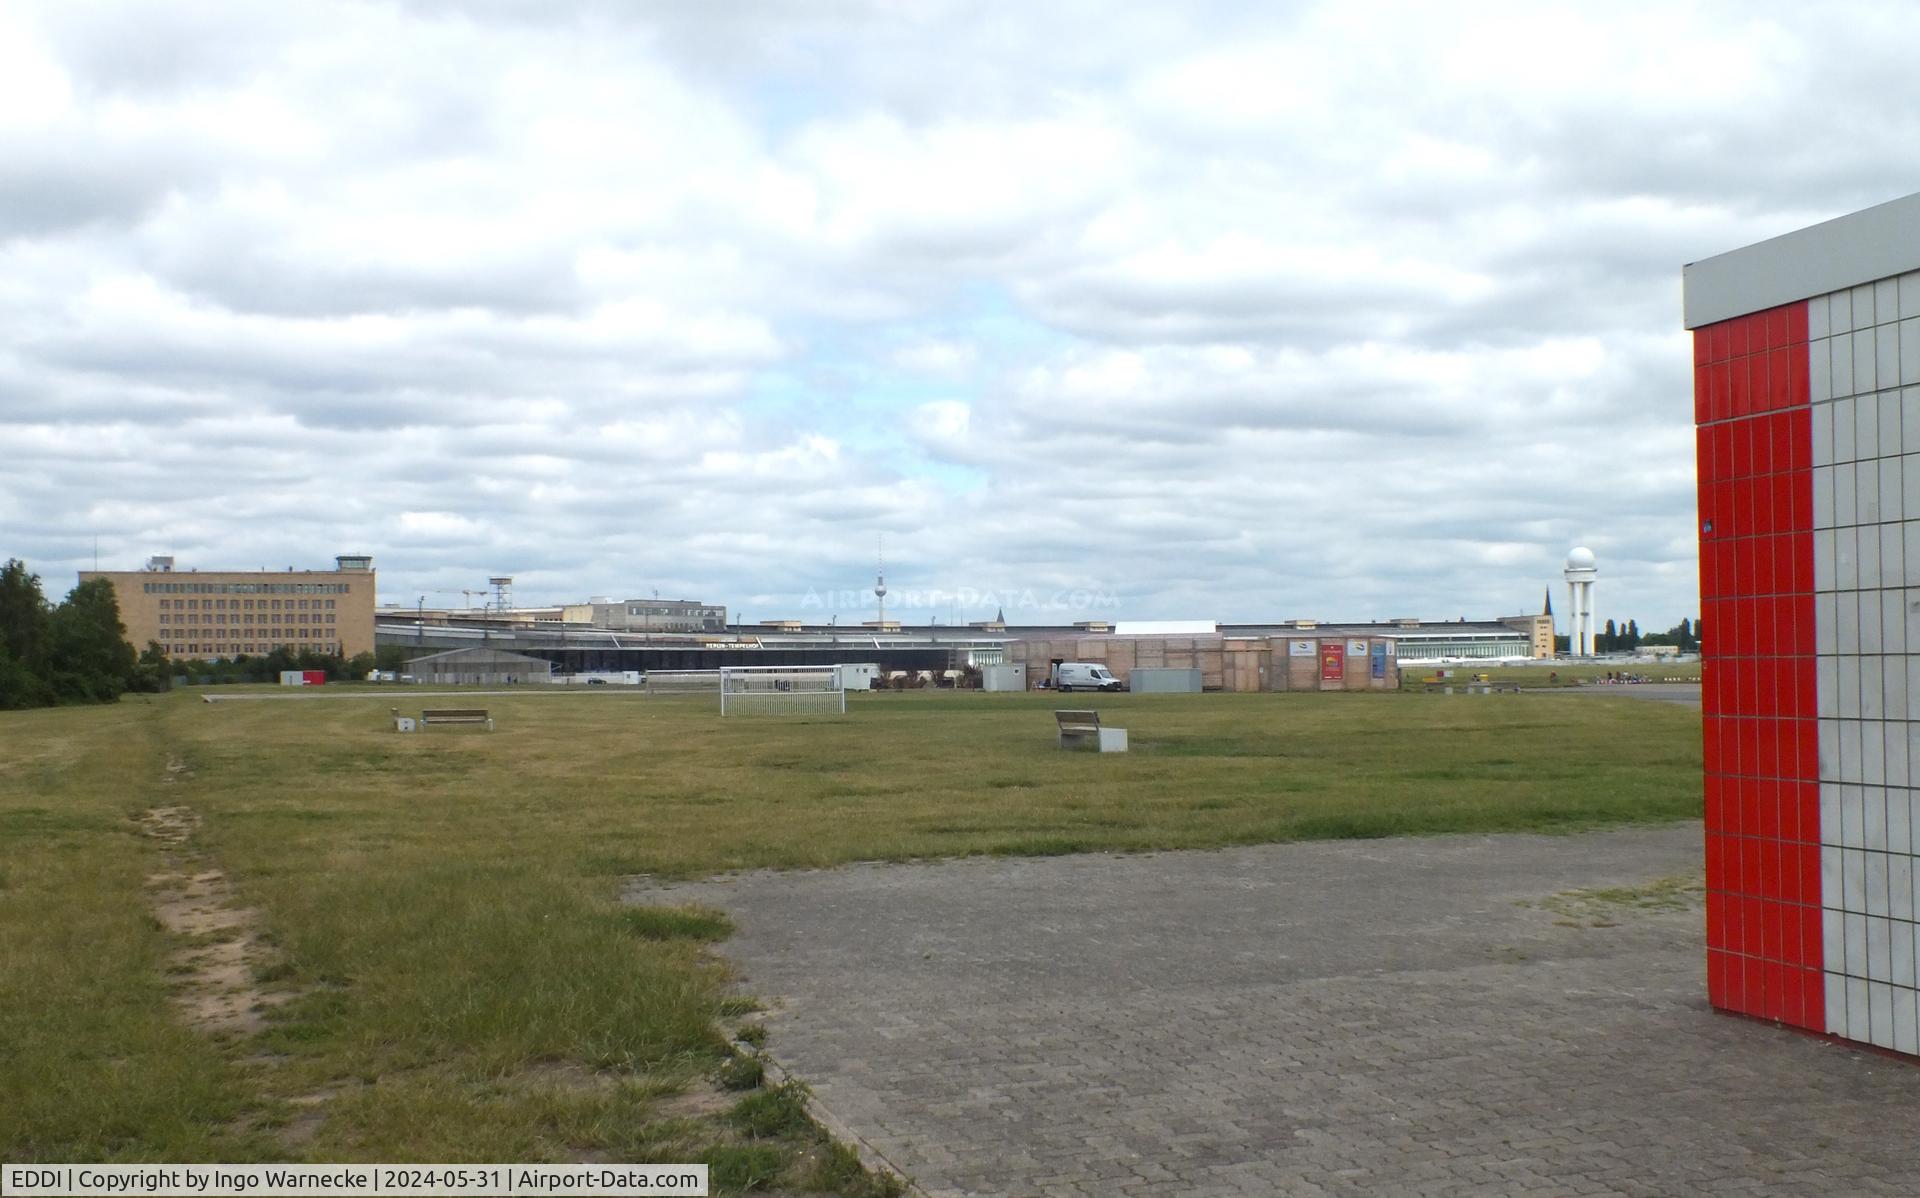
left=718, top=665, right=848, bottom=717
left=643, top=669, right=722, bottom=694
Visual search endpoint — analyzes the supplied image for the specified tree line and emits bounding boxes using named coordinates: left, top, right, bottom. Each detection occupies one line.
left=0, top=558, right=164, bottom=709
left=1554, top=617, right=1701, bottom=655
left=178, top=645, right=400, bottom=686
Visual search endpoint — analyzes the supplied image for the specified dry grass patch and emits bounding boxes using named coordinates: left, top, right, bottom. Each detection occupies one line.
left=3, top=686, right=1700, bottom=1179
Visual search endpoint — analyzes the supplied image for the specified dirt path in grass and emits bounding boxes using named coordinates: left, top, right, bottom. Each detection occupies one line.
left=138, top=757, right=349, bottom=1153
left=139, top=756, right=292, bottom=1039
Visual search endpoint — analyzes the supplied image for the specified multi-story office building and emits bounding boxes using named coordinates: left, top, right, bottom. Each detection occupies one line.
left=82, top=555, right=377, bottom=660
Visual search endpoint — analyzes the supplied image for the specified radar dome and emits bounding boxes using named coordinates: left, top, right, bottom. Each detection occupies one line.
left=1566, top=547, right=1596, bottom=570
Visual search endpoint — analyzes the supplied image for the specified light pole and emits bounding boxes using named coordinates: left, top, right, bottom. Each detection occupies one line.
left=417, top=595, right=425, bottom=648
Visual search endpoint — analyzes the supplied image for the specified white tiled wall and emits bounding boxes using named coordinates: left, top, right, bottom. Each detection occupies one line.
left=1812, top=269, right=1920, bottom=1053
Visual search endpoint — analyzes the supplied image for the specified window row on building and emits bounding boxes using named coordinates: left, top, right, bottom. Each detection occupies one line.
left=159, top=598, right=337, bottom=611
left=624, top=604, right=725, bottom=618
left=141, top=580, right=356, bottom=594
left=160, top=613, right=337, bottom=626
left=167, top=642, right=344, bottom=656
left=1392, top=636, right=1533, bottom=659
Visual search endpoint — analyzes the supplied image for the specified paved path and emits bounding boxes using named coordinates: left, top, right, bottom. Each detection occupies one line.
left=1554, top=683, right=1702, bottom=706
left=645, top=827, right=1920, bottom=1196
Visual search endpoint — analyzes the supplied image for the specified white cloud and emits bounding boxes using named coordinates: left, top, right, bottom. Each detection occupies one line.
left=908, top=400, right=970, bottom=447
left=891, top=339, right=975, bottom=376
left=0, top=18, right=71, bottom=132
left=4, top=0, right=1919, bottom=625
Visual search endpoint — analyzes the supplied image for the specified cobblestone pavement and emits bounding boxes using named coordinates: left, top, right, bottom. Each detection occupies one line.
left=646, top=826, right=1920, bottom=1196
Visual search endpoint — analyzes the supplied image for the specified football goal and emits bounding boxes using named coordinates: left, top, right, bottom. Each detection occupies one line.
left=643, top=670, right=723, bottom=694
left=719, top=665, right=847, bottom=716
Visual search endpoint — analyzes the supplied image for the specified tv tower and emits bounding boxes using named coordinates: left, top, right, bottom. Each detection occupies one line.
left=874, top=536, right=888, bottom=626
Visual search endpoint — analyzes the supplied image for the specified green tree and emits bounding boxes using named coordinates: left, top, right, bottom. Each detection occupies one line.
left=299, top=649, right=350, bottom=680
left=41, top=579, right=136, bottom=704
left=128, top=641, right=173, bottom=693
left=1640, top=618, right=1699, bottom=651
left=0, top=558, right=48, bottom=668
left=261, top=645, right=299, bottom=677
left=375, top=644, right=411, bottom=673
left=0, top=644, right=41, bottom=710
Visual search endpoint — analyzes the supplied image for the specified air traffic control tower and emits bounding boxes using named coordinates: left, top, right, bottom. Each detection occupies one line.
left=1684, top=191, right=1920, bottom=1057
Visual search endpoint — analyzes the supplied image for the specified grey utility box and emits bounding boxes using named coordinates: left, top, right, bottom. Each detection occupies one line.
left=981, top=664, right=1028, bottom=692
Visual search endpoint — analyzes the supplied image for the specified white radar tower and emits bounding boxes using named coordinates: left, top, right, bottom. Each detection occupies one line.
left=1564, top=547, right=1598, bottom=657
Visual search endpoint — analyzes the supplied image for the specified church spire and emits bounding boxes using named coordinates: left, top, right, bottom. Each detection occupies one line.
left=1542, top=586, right=1553, bottom=616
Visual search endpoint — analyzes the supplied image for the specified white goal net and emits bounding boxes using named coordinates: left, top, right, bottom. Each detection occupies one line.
left=719, top=665, right=847, bottom=716
left=644, top=670, right=722, bottom=694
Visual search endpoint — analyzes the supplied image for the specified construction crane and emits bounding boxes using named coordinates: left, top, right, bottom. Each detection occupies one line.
left=413, top=588, right=489, bottom=609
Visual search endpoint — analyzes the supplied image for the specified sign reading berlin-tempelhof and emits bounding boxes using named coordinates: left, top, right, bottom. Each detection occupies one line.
left=1, top=1164, right=708, bottom=1197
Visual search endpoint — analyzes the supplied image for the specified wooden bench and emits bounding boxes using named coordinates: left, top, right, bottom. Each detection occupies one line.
left=421, top=707, right=494, bottom=731
left=1055, top=709, right=1127, bottom=752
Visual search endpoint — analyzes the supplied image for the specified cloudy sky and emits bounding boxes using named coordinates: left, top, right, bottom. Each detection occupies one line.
left=4, top=1, right=1917, bottom=628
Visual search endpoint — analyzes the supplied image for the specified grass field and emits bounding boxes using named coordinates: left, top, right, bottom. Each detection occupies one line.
left=0, top=687, right=1701, bottom=1181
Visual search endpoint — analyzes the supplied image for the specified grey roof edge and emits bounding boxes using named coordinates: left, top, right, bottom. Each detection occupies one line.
left=404, top=646, right=553, bottom=664
left=1682, top=191, right=1920, bottom=329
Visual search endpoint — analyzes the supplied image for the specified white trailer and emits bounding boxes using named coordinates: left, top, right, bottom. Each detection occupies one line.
left=981, top=664, right=1028, bottom=692
left=835, top=663, right=881, bottom=691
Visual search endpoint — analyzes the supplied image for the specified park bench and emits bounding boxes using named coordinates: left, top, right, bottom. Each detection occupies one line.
left=1055, top=709, right=1127, bottom=753
left=420, top=707, right=494, bottom=731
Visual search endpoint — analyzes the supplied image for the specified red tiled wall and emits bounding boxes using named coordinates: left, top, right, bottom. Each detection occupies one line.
left=1695, top=301, right=1825, bottom=1030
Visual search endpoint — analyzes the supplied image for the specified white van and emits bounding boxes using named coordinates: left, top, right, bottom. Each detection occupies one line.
left=1053, top=662, right=1125, bottom=692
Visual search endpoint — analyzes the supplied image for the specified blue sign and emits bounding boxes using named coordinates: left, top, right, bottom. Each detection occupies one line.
left=1370, top=641, right=1388, bottom=680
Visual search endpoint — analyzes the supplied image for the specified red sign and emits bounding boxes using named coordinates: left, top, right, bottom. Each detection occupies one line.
left=302, top=670, right=327, bottom=686
left=1320, top=642, right=1345, bottom=682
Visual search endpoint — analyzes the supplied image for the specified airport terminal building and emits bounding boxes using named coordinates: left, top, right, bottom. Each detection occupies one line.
left=371, top=610, right=1550, bottom=681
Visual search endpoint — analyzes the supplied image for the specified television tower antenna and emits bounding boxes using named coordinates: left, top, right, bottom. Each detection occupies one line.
left=874, top=535, right=887, bottom=627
